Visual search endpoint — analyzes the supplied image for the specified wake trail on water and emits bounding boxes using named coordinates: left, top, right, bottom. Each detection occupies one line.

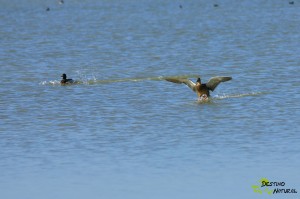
left=39, top=73, right=269, bottom=102
left=39, top=74, right=200, bottom=86
left=213, top=92, right=268, bottom=100
left=192, top=92, right=267, bottom=105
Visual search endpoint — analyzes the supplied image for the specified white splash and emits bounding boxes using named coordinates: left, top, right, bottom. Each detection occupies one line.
left=39, top=80, right=61, bottom=86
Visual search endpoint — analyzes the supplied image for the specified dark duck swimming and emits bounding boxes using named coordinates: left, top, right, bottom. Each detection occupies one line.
left=60, top=73, right=75, bottom=85
left=165, top=76, right=232, bottom=100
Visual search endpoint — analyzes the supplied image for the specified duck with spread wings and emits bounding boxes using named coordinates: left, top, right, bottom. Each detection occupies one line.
left=165, top=76, right=232, bottom=100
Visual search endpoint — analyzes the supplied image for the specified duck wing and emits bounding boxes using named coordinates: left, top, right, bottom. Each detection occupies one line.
left=164, top=77, right=196, bottom=92
left=206, top=76, right=232, bottom=91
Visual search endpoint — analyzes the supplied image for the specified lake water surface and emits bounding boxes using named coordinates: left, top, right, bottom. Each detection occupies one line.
left=1, top=0, right=299, bottom=198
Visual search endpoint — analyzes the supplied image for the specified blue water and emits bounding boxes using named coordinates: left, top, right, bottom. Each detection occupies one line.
left=1, top=0, right=300, bottom=198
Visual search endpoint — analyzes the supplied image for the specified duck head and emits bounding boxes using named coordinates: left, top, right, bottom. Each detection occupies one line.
left=196, top=77, right=201, bottom=85
left=61, top=73, right=67, bottom=79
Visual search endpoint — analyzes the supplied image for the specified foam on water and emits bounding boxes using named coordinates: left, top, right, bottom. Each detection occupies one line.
left=214, top=92, right=267, bottom=100
left=192, top=92, right=265, bottom=105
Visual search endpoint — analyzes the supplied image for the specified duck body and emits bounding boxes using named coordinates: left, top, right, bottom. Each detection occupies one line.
left=196, top=83, right=210, bottom=98
left=60, top=78, right=74, bottom=84
left=60, top=74, right=75, bottom=85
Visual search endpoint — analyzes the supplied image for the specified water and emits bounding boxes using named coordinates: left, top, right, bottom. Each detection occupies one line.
left=1, top=0, right=300, bottom=198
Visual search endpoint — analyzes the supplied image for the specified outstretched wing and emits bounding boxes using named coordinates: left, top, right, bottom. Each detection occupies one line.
left=206, top=76, right=232, bottom=91
left=164, top=77, right=196, bottom=92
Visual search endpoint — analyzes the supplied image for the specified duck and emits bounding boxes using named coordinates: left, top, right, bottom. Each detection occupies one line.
left=165, top=76, right=232, bottom=99
left=60, top=73, right=75, bottom=85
